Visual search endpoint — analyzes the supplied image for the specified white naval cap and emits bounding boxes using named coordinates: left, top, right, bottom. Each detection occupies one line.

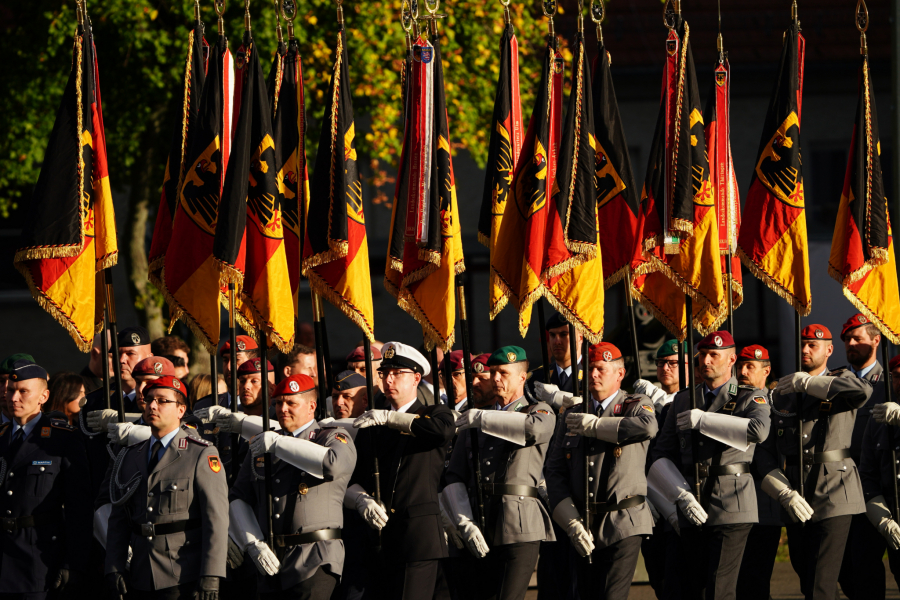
left=379, top=342, right=431, bottom=377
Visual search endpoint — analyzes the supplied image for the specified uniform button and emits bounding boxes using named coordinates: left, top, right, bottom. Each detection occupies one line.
left=276, top=479, right=281, bottom=484
left=589, top=462, right=595, bottom=466
left=148, top=492, right=154, bottom=497
left=519, top=496, right=524, bottom=500
left=185, top=541, right=190, bottom=545
left=489, top=447, right=494, bottom=451
left=589, top=477, right=594, bottom=482
left=486, top=461, right=491, bottom=466
left=803, top=435, right=808, bottom=439
left=274, top=497, right=280, bottom=502
left=148, top=507, right=153, bottom=512
left=779, top=420, right=783, bottom=424
left=391, top=509, right=396, bottom=513
left=39, top=467, right=44, bottom=472
left=51, top=536, right=57, bottom=541
left=171, top=484, right=177, bottom=490
left=878, top=443, right=882, bottom=447
left=589, top=493, right=594, bottom=498
left=6, top=491, right=11, bottom=496
left=274, top=514, right=280, bottom=519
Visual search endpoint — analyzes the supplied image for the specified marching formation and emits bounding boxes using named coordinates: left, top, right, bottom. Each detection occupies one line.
left=9, top=0, right=900, bottom=599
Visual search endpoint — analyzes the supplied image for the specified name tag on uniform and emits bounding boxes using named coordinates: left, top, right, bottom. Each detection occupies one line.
left=32, top=460, right=51, bottom=466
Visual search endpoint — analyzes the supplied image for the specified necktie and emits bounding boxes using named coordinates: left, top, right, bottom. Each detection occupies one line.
left=558, top=370, right=570, bottom=389
left=704, top=391, right=715, bottom=410
left=6, top=429, right=24, bottom=463
left=147, top=441, right=163, bottom=472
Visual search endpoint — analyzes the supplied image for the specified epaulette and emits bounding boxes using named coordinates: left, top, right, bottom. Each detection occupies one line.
left=738, top=384, right=756, bottom=390
left=185, top=435, right=211, bottom=446
left=0, top=423, right=10, bottom=437
left=50, top=419, right=75, bottom=431
left=830, top=368, right=848, bottom=376
left=181, top=422, right=198, bottom=430
left=623, top=395, right=642, bottom=404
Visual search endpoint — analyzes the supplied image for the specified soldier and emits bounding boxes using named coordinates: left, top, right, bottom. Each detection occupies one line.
left=151, top=335, right=191, bottom=380
left=648, top=330, right=771, bottom=600
left=277, top=344, right=318, bottom=385
left=634, top=339, right=688, bottom=410
left=220, top=335, right=259, bottom=391
left=115, top=326, right=154, bottom=412
left=528, top=312, right=585, bottom=410
left=836, top=314, right=889, bottom=598
left=0, top=353, right=36, bottom=423
left=105, top=375, right=228, bottom=600
left=348, top=342, right=456, bottom=600
left=229, top=374, right=357, bottom=599
left=441, top=350, right=471, bottom=413
left=470, top=354, right=495, bottom=409
left=733, top=345, right=782, bottom=600
left=331, top=371, right=369, bottom=420
left=0, top=358, right=91, bottom=598
left=545, top=342, right=657, bottom=599
left=346, top=346, right=382, bottom=392
left=754, top=324, right=870, bottom=600
left=861, top=354, right=900, bottom=593
left=443, top=345, right=555, bottom=600
left=236, top=358, right=276, bottom=417
left=86, top=356, right=178, bottom=435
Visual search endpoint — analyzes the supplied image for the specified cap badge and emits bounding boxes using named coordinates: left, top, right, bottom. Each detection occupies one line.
left=131, top=333, right=141, bottom=345
left=815, top=329, right=824, bottom=339
left=254, top=359, right=261, bottom=370
left=384, top=347, right=396, bottom=359
left=506, top=351, right=517, bottom=362
left=153, top=362, right=163, bottom=375
left=603, top=351, right=613, bottom=362
left=714, top=335, right=723, bottom=347
left=173, top=378, right=181, bottom=390
left=289, top=381, right=300, bottom=393
left=858, top=315, right=867, bottom=324
left=237, top=340, right=246, bottom=351
left=473, top=362, right=484, bottom=373
left=754, top=349, right=762, bottom=359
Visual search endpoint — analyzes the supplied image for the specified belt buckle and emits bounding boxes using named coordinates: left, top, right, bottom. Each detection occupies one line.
left=819, top=401, right=832, bottom=413
left=698, top=464, right=710, bottom=478
left=1, top=518, right=15, bottom=533
left=141, top=523, right=155, bottom=537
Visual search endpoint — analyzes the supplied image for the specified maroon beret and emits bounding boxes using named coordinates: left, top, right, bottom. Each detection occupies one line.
left=346, top=345, right=382, bottom=362
left=237, top=358, right=274, bottom=375
left=440, top=350, right=470, bottom=372
left=132, top=356, right=176, bottom=378
left=697, top=331, right=735, bottom=350
left=841, top=314, right=874, bottom=339
left=471, top=353, right=490, bottom=374
left=272, top=374, right=316, bottom=397
left=220, top=335, right=258, bottom=356
left=801, top=324, right=832, bottom=341
left=737, top=345, right=769, bottom=361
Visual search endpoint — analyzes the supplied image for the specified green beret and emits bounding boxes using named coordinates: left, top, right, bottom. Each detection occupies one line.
left=656, top=339, right=686, bottom=359
left=487, top=345, right=527, bottom=366
left=0, top=353, right=36, bottom=375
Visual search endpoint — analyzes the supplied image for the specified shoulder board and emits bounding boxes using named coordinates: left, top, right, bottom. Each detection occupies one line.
left=738, top=385, right=756, bottom=390
left=624, top=395, right=642, bottom=404
left=319, top=426, right=338, bottom=431
left=50, top=419, right=75, bottom=431
left=0, top=423, right=10, bottom=437
left=181, top=422, right=198, bottom=430
left=185, top=436, right=212, bottom=446
left=830, top=368, right=848, bottom=376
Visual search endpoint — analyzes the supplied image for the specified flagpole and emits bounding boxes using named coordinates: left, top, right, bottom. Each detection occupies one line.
left=685, top=294, right=702, bottom=502
left=362, top=337, right=383, bottom=547
left=258, top=327, right=275, bottom=548
left=677, top=340, right=686, bottom=391
left=228, top=283, right=239, bottom=485
left=311, top=292, right=329, bottom=421
left=537, top=301, right=552, bottom=384
left=796, top=311, right=804, bottom=500
left=104, top=270, right=126, bottom=423
left=624, top=272, right=642, bottom=380
left=725, top=255, right=734, bottom=336
left=456, top=278, right=486, bottom=532
left=428, top=347, right=441, bottom=404
left=101, top=301, right=111, bottom=410
left=568, top=321, right=591, bottom=564
left=883, top=342, right=900, bottom=520
left=210, top=348, right=218, bottom=401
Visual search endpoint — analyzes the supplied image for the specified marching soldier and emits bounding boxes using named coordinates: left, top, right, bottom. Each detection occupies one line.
left=330, top=371, right=370, bottom=421
left=545, top=342, right=657, bottom=599
left=441, top=350, right=472, bottom=413
left=634, top=338, right=689, bottom=411
left=528, top=312, right=585, bottom=410
left=0, top=358, right=91, bottom=598
left=443, top=345, right=555, bottom=600
left=347, top=342, right=456, bottom=600
left=754, top=324, right=870, bottom=600
left=733, top=345, right=782, bottom=600
left=105, top=375, right=228, bottom=600
left=220, top=335, right=259, bottom=391
left=469, top=354, right=495, bottom=409
left=649, top=331, right=771, bottom=600
left=229, top=374, right=356, bottom=599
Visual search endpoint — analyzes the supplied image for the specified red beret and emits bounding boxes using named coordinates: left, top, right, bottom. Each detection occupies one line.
left=889, top=355, right=900, bottom=372
left=697, top=331, right=735, bottom=350
left=272, top=374, right=316, bottom=397
left=237, top=358, right=274, bottom=375
left=471, top=353, right=490, bottom=374
left=346, top=345, right=382, bottom=362
left=220, top=335, right=258, bottom=356
left=588, top=342, right=622, bottom=363
left=440, top=350, right=470, bottom=372
left=132, top=356, right=177, bottom=378
left=737, top=345, right=769, bottom=361
left=144, top=375, right=187, bottom=397
left=801, top=324, right=832, bottom=341
left=841, top=314, right=874, bottom=339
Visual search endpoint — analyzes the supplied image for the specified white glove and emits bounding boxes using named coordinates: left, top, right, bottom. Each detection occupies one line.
left=193, top=405, right=231, bottom=424
left=345, top=484, right=388, bottom=530
left=677, top=410, right=751, bottom=452
left=633, top=379, right=667, bottom=405
left=251, top=431, right=329, bottom=478
left=676, top=409, right=704, bottom=430
left=552, top=500, right=594, bottom=557
left=564, top=412, right=601, bottom=437
left=247, top=540, right=280, bottom=576
left=229, top=499, right=280, bottom=576
left=249, top=431, right=279, bottom=457
left=455, top=409, right=484, bottom=431
left=561, top=395, right=583, bottom=411
left=675, top=491, right=708, bottom=527
left=441, top=508, right=464, bottom=550
left=93, top=503, right=112, bottom=548
left=867, top=496, right=900, bottom=550
left=458, top=520, right=489, bottom=558
left=776, top=372, right=811, bottom=395
left=107, top=422, right=151, bottom=446
left=533, top=381, right=573, bottom=410
left=226, top=537, right=244, bottom=569
left=646, top=479, right=680, bottom=535
left=874, top=402, right=900, bottom=426
left=87, top=409, right=118, bottom=433
left=386, top=411, right=418, bottom=433
left=761, top=470, right=813, bottom=523
left=353, top=410, right=389, bottom=429
left=442, top=482, right=488, bottom=557
left=216, top=411, right=249, bottom=436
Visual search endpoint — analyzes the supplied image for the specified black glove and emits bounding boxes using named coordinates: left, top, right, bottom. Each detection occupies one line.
left=105, top=572, right=128, bottom=600
left=198, top=576, right=219, bottom=600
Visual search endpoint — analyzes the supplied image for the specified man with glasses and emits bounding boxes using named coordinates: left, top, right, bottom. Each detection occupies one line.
left=634, top=339, right=688, bottom=411
left=105, top=375, right=228, bottom=600
left=347, top=342, right=455, bottom=600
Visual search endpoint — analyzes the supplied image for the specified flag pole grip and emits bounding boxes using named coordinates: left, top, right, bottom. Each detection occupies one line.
left=685, top=294, right=702, bottom=501
left=104, top=269, right=126, bottom=423
left=568, top=323, right=591, bottom=564
left=796, top=311, right=804, bottom=501
left=258, top=326, right=274, bottom=548
left=624, top=271, right=642, bottom=380
left=883, top=343, right=899, bottom=520
left=229, top=284, right=239, bottom=485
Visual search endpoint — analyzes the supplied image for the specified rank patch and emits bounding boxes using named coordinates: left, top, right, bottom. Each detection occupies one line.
left=208, top=456, right=222, bottom=473
left=613, top=404, right=623, bottom=415
left=178, top=438, right=189, bottom=449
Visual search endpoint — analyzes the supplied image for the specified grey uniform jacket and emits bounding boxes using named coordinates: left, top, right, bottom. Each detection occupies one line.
left=546, top=390, right=658, bottom=548
left=230, top=422, right=357, bottom=592
left=754, top=367, right=870, bottom=522
left=444, top=396, right=555, bottom=546
left=849, top=362, right=885, bottom=466
left=652, top=377, right=771, bottom=527
left=751, top=390, right=783, bottom=527
left=859, top=417, right=900, bottom=503
left=105, top=427, right=229, bottom=590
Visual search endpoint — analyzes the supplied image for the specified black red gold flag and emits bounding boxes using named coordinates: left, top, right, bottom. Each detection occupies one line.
left=149, top=21, right=207, bottom=296
left=490, top=41, right=563, bottom=336
left=385, top=36, right=465, bottom=350
left=478, top=22, right=523, bottom=316
left=828, top=54, right=900, bottom=342
left=592, top=41, right=640, bottom=288
left=543, top=32, right=603, bottom=344
left=737, top=20, right=811, bottom=315
left=215, top=33, right=294, bottom=352
left=162, top=33, right=234, bottom=351
left=302, top=29, right=375, bottom=341
left=14, top=22, right=118, bottom=352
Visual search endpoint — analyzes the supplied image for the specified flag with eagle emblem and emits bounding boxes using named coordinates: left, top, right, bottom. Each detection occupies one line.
left=385, top=36, right=465, bottom=351
left=737, top=20, right=811, bottom=315
left=478, top=23, right=523, bottom=319
left=302, top=29, right=375, bottom=341
left=214, top=32, right=294, bottom=352
left=828, top=53, right=900, bottom=343
left=14, top=21, right=118, bottom=352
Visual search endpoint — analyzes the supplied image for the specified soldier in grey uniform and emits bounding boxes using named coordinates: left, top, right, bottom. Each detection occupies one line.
left=105, top=375, right=228, bottom=600
left=229, top=373, right=356, bottom=599
left=443, top=345, right=555, bottom=600
left=754, top=323, right=869, bottom=600
left=649, top=331, right=771, bottom=600
left=545, top=342, right=657, bottom=600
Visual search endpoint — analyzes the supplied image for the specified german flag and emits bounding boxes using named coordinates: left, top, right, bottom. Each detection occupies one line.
left=737, top=20, right=810, bottom=316
left=148, top=21, right=207, bottom=296
left=543, top=32, right=603, bottom=344
left=490, top=41, right=564, bottom=337
left=215, top=33, right=294, bottom=352
left=162, top=33, right=234, bottom=352
left=478, top=22, right=523, bottom=318
left=702, top=56, right=743, bottom=327
left=385, top=36, right=465, bottom=351
left=592, top=40, right=640, bottom=288
left=272, top=39, right=308, bottom=316
left=302, top=29, right=374, bottom=341
left=828, top=54, right=900, bottom=343
left=14, top=22, right=118, bottom=352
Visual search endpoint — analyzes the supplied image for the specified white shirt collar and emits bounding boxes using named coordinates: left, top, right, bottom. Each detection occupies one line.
left=392, top=398, right=418, bottom=413
left=454, top=398, right=467, bottom=412
left=291, top=418, right=316, bottom=437
left=11, top=414, right=42, bottom=439
left=148, top=428, right=180, bottom=461
left=591, top=390, right=619, bottom=412
left=853, top=362, right=876, bottom=380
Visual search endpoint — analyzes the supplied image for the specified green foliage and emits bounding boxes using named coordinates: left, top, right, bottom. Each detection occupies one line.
left=0, top=0, right=553, bottom=218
